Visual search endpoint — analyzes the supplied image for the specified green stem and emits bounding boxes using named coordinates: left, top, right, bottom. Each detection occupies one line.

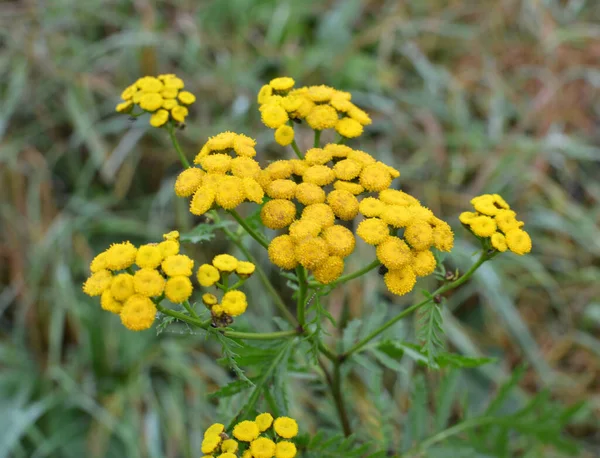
left=228, top=209, right=269, bottom=249
left=314, top=130, right=321, bottom=148
left=402, top=416, right=498, bottom=457
left=337, top=136, right=347, bottom=144
left=332, top=361, right=352, bottom=436
left=290, top=140, right=303, bottom=159
left=309, top=259, right=380, bottom=289
left=167, top=123, right=191, bottom=168
left=223, top=329, right=299, bottom=340
left=296, top=266, right=307, bottom=327
left=341, top=251, right=489, bottom=359
left=156, top=302, right=207, bottom=328
left=181, top=299, right=199, bottom=319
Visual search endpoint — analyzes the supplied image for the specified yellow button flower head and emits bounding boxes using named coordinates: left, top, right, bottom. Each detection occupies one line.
left=495, top=209, right=520, bottom=233
left=163, top=231, right=179, bottom=241
left=139, top=93, right=164, bottom=112
left=177, top=91, right=196, bottom=105
left=336, top=117, right=364, bottom=138
left=100, top=289, right=123, bottom=314
left=161, top=87, right=178, bottom=99
left=306, top=85, right=335, bottom=103
left=384, top=266, right=417, bottom=296
left=204, top=423, right=225, bottom=437
left=281, top=95, right=303, bottom=112
left=174, top=167, right=204, bottom=197
left=492, top=194, right=510, bottom=209
left=411, top=250, right=437, bottom=277
left=261, top=102, right=289, bottom=129
left=162, top=254, right=194, bottom=277
left=471, top=194, right=502, bottom=216
left=491, top=232, right=508, bottom=252
left=233, top=134, right=257, bottom=157
left=250, top=437, right=276, bottom=458
left=111, top=273, right=135, bottom=301
left=233, top=420, right=260, bottom=442
left=266, top=179, right=297, bottom=200
left=302, top=203, right=335, bottom=228
left=321, top=225, right=356, bottom=257
left=357, top=218, right=389, bottom=245
left=219, top=452, right=237, bottom=458
left=83, top=270, right=113, bottom=296
left=273, top=416, right=298, bottom=439
left=221, top=290, right=248, bottom=317
left=359, top=197, right=386, bottom=217
left=376, top=236, right=412, bottom=269
left=303, top=165, right=336, bottom=187
left=212, top=254, right=239, bottom=273
left=116, top=101, right=133, bottom=113
left=348, top=106, right=372, bottom=125
left=162, top=99, right=178, bottom=110
left=216, top=176, right=246, bottom=210
left=201, top=434, right=222, bottom=454
left=469, top=215, right=497, bottom=237
left=431, top=219, right=454, bottom=252
left=404, top=221, right=434, bottom=250
left=313, top=255, right=344, bottom=284
left=190, top=186, right=216, bottom=216
left=505, top=229, right=532, bottom=255
left=270, top=77, right=295, bottom=91
left=137, top=76, right=164, bottom=92
left=255, top=413, right=274, bottom=432
left=290, top=158, right=309, bottom=176
left=304, top=148, right=333, bottom=165
left=264, top=160, right=293, bottom=180
left=327, top=189, right=359, bottom=220
left=379, top=189, right=418, bottom=206
left=333, top=158, right=362, bottom=181
left=200, top=153, right=232, bottom=174
left=333, top=180, right=364, bottom=195
left=360, top=163, right=393, bottom=192
left=120, top=294, right=157, bottom=331
left=295, top=237, right=329, bottom=270
left=409, top=205, right=434, bottom=222
left=275, top=441, right=297, bottom=458
left=261, top=199, right=297, bottom=229
left=171, top=105, right=189, bottom=123
left=258, top=84, right=273, bottom=104
left=295, top=182, right=326, bottom=206
left=242, top=177, right=265, bottom=204
left=133, top=268, right=166, bottom=297
left=306, top=105, right=338, bottom=130
left=221, top=438, right=239, bottom=453
left=207, top=131, right=236, bottom=151
left=347, top=149, right=376, bottom=166
left=381, top=205, right=414, bottom=228
left=121, top=84, right=138, bottom=100
left=268, top=235, right=298, bottom=270
left=230, top=157, right=261, bottom=179
left=324, top=143, right=352, bottom=158
left=289, top=219, right=322, bottom=241
left=105, top=241, right=137, bottom=271
left=158, top=239, right=180, bottom=258
left=236, top=261, right=256, bottom=278
left=202, top=292, right=218, bottom=306
left=274, top=125, right=295, bottom=146
left=459, top=211, right=478, bottom=225
left=89, top=252, right=109, bottom=273
left=150, top=109, right=169, bottom=127
left=164, top=276, right=193, bottom=303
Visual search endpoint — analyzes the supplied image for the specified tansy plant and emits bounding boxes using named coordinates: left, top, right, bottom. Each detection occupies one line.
left=80, top=74, right=567, bottom=457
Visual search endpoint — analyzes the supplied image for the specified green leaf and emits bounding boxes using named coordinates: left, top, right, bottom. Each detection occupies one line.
left=208, top=379, right=254, bottom=399
left=416, top=302, right=445, bottom=368
left=436, top=353, right=497, bottom=368
left=179, top=220, right=235, bottom=243
left=377, top=340, right=429, bottom=365
left=211, top=330, right=253, bottom=385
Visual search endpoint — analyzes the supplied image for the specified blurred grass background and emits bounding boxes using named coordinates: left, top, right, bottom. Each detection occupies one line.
left=1, top=0, right=599, bottom=456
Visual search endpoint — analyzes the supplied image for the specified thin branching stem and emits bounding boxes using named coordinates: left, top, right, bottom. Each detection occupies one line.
left=228, top=209, right=269, bottom=249
left=167, top=123, right=191, bottom=168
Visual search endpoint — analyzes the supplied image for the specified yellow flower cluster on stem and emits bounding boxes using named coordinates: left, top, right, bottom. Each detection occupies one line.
left=460, top=193, right=532, bottom=255
left=201, top=414, right=299, bottom=458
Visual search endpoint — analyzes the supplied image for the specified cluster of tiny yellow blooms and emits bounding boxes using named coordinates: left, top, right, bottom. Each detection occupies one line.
left=115, top=74, right=196, bottom=127
left=257, top=77, right=372, bottom=146
left=197, top=254, right=255, bottom=323
left=174, top=132, right=266, bottom=215
left=459, top=194, right=532, bottom=255
left=201, top=414, right=298, bottom=458
left=82, top=231, right=195, bottom=330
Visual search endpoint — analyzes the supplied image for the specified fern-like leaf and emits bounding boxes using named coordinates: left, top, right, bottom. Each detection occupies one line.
left=416, top=302, right=445, bottom=368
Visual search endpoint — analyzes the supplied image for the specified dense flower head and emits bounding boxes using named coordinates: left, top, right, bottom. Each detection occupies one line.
left=461, top=194, right=532, bottom=255
left=201, top=414, right=299, bottom=457
left=82, top=231, right=196, bottom=331
left=116, top=74, right=194, bottom=126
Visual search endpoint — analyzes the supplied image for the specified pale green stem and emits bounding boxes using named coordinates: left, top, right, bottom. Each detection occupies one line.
left=290, top=140, right=304, bottom=159
left=314, top=130, right=321, bottom=148
left=296, top=266, right=307, bottom=327
left=308, top=259, right=380, bottom=289
left=228, top=209, right=269, bottom=249
left=181, top=299, right=199, bottom=319
left=167, top=123, right=190, bottom=168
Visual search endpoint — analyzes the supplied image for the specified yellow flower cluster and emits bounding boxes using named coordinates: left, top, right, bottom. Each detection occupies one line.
left=174, top=132, right=266, bottom=215
left=116, top=74, right=195, bottom=127
left=201, top=414, right=298, bottom=458
left=257, top=77, right=372, bottom=144
left=197, top=254, right=255, bottom=325
left=82, top=231, right=195, bottom=330
left=459, top=194, right=532, bottom=255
